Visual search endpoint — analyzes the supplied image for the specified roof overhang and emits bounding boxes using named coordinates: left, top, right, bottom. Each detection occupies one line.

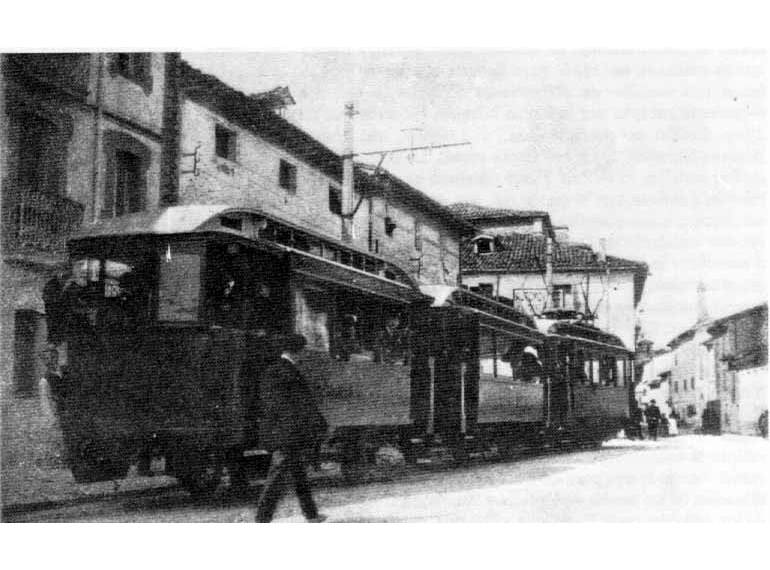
left=290, top=250, right=430, bottom=305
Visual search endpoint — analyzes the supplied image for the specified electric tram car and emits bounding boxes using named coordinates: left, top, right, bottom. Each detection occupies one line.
left=45, top=205, right=634, bottom=494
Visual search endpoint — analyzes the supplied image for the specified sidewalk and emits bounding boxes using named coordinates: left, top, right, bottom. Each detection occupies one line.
left=1, top=462, right=175, bottom=513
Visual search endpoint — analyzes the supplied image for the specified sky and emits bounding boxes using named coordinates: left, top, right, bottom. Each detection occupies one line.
left=184, top=51, right=767, bottom=347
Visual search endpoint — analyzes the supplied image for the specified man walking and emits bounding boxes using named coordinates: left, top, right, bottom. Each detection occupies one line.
left=645, top=399, right=662, bottom=441
left=255, top=333, right=328, bottom=523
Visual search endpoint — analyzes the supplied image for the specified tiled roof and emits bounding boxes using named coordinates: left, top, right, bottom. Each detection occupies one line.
left=461, top=232, right=648, bottom=274
left=447, top=202, right=550, bottom=220
left=462, top=232, right=649, bottom=306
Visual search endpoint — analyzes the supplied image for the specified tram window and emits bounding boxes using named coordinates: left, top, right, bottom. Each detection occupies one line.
left=158, top=251, right=201, bottom=322
left=495, top=336, right=515, bottom=379
left=67, top=254, right=153, bottom=329
left=616, top=359, right=626, bottom=387
left=479, top=329, right=496, bottom=377
left=295, top=288, right=333, bottom=352
left=204, top=242, right=286, bottom=332
left=601, top=357, right=618, bottom=386
left=586, top=359, right=600, bottom=384
left=570, top=351, right=588, bottom=384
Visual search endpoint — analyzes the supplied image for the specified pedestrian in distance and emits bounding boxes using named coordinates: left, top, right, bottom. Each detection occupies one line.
left=645, top=399, right=662, bottom=441
left=255, top=333, right=329, bottom=523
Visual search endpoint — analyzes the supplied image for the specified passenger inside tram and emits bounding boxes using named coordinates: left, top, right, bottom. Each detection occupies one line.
left=517, top=346, right=543, bottom=383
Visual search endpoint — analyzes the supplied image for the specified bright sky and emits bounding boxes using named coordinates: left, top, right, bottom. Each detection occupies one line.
left=184, top=51, right=767, bottom=346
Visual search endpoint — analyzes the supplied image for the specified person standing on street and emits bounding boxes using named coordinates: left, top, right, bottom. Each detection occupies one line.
left=645, top=399, right=662, bottom=441
left=255, top=333, right=328, bottom=523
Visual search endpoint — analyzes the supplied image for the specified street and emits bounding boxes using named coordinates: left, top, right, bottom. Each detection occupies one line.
left=6, top=434, right=769, bottom=523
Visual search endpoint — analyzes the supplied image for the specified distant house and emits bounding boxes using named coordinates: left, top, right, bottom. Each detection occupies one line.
left=666, top=322, right=716, bottom=430
left=705, top=303, right=767, bottom=435
left=447, top=202, right=555, bottom=238
left=637, top=349, right=674, bottom=416
left=449, top=203, right=648, bottom=349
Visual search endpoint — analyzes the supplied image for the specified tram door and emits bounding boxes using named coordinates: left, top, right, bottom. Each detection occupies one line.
left=548, top=344, right=570, bottom=425
left=413, top=309, right=475, bottom=440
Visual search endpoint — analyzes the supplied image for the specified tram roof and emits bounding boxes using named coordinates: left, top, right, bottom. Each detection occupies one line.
left=71, top=205, right=237, bottom=239
left=420, top=285, right=543, bottom=342
left=71, top=205, right=430, bottom=305
left=535, top=318, right=630, bottom=354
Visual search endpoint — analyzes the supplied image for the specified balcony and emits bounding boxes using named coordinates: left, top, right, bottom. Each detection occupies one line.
left=2, top=189, right=85, bottom=257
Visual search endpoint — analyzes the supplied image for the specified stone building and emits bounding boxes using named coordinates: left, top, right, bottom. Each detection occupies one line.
left=449, top=203, right=648, bottom=350
left=705, top=303, right=767, bottom=435
left=1, top=52, right=181, bottom=472
left=176, top=61, right=471, bottom=287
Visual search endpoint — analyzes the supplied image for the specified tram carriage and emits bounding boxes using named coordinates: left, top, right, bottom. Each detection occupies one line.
left=53, top=205, right=428, bottom=491
left=48, top=205, right=634, bottom=494
left=412, top=288, right=634, bottom=456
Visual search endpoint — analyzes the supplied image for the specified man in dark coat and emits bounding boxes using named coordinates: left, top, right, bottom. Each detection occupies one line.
left=645, top=399, right=662, bottom=441
left=255, top=333, right=328, bottom=523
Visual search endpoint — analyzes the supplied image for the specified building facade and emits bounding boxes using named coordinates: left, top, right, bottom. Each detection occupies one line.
left=665, top=323, right=716, bottom=429
left=450, top=206, right=648, bottom=350
left=177, top=61, right=470, bottom=287
left=706, top=303, right=768, bottom=435
left=1, top=52, right=181, bottom=473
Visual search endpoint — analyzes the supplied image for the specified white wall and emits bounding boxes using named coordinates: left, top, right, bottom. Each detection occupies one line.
left=462, top=270, right=638, bottom=349
left=737, top=365, right=768, bottom=434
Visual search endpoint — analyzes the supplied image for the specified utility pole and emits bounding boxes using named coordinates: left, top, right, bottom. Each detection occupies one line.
left=341, top=102, right=358, bottom=242
left=543, top=236, right=554, bottom=312
left=339, top=101, right=471, bottom=243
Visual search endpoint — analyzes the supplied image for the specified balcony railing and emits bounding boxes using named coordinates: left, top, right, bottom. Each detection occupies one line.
left=2, top=189, right=85, bottom=256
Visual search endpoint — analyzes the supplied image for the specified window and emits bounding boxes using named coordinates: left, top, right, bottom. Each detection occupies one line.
left=471, top=283, right=494, bottom=297
left=691, top=377, right=695, bottom=390
left=279, top=159, right=297, bottom=193
left=102, top=131, right=149, bottom=218
left=67, top=251, right=153, bottom=330
left=474, top=237, right=494, bottom=254
left=17, top=112, right=64, bottom=195
left=114, top=151, right=143, bottom=216
left=551, top=284, right=573, bottom=309
left=158, top=249, right=201, bottom=322
left=673, top=381, right=678, bottom=393
left=384, top=216, right=396, bottom=237
left=111, top=53, right=152, bottom=92
left=215, top=124, right=236, bottom=161
left=414, top=219, right=422, bottom=251
left=329, top=185, right=342, bottom=216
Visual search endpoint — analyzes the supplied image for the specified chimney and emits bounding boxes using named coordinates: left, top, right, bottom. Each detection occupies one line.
left=553, top=225, right=569, bottom=242
left=544, top=236, right=554, bottom=309
left=341, top=102, right=356, bottom=242
left=696, top=281, right=710, bottom=324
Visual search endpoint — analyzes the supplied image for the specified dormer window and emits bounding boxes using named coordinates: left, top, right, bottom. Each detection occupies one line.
left=473, top=235, right=495, bottom=254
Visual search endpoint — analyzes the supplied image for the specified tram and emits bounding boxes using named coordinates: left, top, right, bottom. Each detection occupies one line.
left=46, top=205, right=633, bottom=494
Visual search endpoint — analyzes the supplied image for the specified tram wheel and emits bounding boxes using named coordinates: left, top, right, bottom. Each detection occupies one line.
left=172, top=451, right=223, bottom=499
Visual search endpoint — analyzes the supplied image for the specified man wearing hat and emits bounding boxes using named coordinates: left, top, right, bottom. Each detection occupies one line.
left=255, top=333, right=329, bottom=523
left=645, top=399, right=662, bottom=441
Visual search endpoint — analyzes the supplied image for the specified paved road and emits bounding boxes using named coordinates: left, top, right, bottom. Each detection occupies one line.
left=7, top=435, right=769, bottom=522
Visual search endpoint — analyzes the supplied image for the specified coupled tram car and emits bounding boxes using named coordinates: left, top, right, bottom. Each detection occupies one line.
left=45, top=205, right=634, bottom=495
